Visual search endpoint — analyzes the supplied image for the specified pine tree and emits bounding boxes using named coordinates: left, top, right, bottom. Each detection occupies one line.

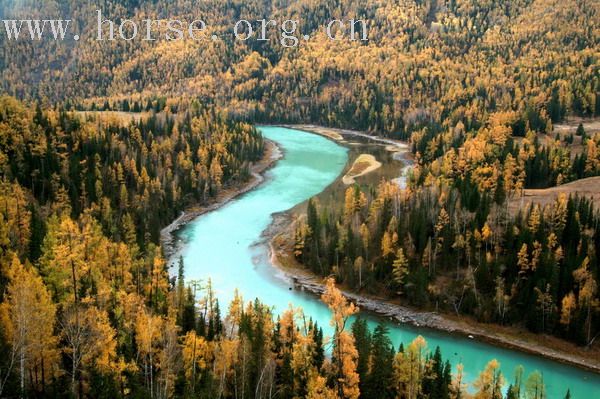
left=351, top=317, right=371, bottom=395
left=365, top=323, right=396, bottom=398
left=176, top=256, right=186, bottom=325
left=181, top=287, right=197, bottom=333
left=312, top=322, right=324, bottom=370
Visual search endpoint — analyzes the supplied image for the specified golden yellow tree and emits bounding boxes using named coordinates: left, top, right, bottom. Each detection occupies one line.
left=517, top=244, right=529, bottom=277
left=381, top=232, right=395, bottom=258
left=182, top=330, right=210, bottom=392
left=560, top=292, right=577, bottom=328
left=0, top=181, right=31, bottom=257
left=0, top=256, right=59, bottom=397
left=135, top=308, right=163, bottom=398
left=473, top=359, right=504, bottom=399
left=156, top=316, right=181, bottom=399
left=394, top=335, right=428, bottom=399
left=392, top=248, right=409, bottom=295
left=291, top=330, right=318, bottom=395
left=451, top=363, right=467, bottom=399
left=525, top=370, right=546, bottom=399
left=321, top=278, right=359, bottom=399
left=212, top=339, right=238, bottom=398
left=40, top=215, right=86, bottom=304
left=573, top=257, right=599, bottom=344
left=61, top=304, right=117, bottom=398
left=306, top=369, right=338, bottom=399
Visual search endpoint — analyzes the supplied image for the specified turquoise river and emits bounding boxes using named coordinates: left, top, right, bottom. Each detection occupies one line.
left=178, top=126, right=600, bottom=398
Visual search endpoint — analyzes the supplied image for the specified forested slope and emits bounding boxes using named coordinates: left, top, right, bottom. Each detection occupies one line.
left=2, top=0, right=598, bottom=134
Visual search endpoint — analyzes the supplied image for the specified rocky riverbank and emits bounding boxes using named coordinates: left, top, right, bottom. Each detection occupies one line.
left=265, top=210, right=600, bottom=375
left=263, top=125, right=600, bottom=375
left=160, top=139, right=282, bottom=261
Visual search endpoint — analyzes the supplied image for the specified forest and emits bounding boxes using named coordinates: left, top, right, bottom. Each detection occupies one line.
left=293, top=111, right=600, bottom=349
left=0, top=97, right=560, bottom=398
left=0, top=0, right=599, bottom=398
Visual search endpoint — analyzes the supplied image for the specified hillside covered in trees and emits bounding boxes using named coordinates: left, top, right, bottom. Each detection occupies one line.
left=0, top=97, right=558, bottom=397
left=2, top=0, right=599, bottom=132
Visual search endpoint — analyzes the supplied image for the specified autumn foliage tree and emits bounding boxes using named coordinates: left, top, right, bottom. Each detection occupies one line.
left=321, top=278, right=360, bottom=399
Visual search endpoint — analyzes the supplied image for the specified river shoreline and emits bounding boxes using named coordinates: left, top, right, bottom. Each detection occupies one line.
left=263, top=125, right=600, bottom=375
left=160, top=139, right=282, bottom=261
left=162, top=124, right=600, bottom=376
left=265, top=210, right=600, bottom=375
left=281, top=124, right=414, bottom=187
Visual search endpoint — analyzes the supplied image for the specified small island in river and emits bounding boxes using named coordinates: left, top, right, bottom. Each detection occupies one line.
left=342, top=154, right=383, bottom=185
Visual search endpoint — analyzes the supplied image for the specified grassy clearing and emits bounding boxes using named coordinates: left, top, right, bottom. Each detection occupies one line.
left=74, top=110, right=153, bottom=126
left=510, top=176, right=600, bottom=213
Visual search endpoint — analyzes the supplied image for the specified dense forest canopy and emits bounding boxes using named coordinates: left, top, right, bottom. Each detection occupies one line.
left=1, top=0, right=598, bottom=132
left=0, top=0, right=599, bottom=398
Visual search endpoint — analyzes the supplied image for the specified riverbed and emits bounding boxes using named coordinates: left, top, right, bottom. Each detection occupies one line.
left=174, top=126, right=600, bottom=398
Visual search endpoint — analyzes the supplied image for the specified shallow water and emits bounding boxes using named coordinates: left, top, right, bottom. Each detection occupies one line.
left=179, top=126, right=600, bottom=398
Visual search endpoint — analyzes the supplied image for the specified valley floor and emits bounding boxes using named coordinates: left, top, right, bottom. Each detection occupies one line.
left=161, top=123, right=600, bottom=375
